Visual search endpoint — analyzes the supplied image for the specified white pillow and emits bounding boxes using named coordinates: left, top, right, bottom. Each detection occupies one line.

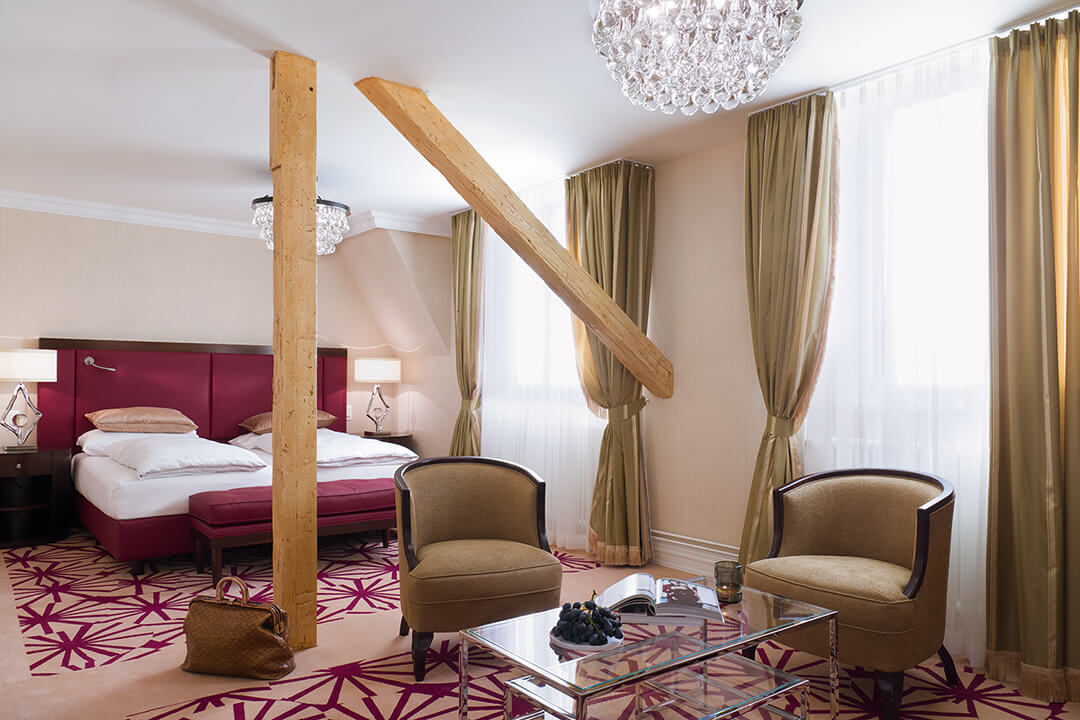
left=78, top=428, right=197, bottom=457
left=229, top=432, right=261, bottom=450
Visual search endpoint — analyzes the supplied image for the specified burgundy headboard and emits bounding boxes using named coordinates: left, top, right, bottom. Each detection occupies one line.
left=36, top=339, right=348, bottom=447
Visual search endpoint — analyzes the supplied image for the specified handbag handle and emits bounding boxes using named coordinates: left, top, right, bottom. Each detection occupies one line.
left=215, top=576, right=251, bottom=604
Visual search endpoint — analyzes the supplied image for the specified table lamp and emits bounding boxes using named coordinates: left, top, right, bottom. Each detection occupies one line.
left=0, top=349, right=58, bottom=452
left=353, top=358, right=401, bottom=434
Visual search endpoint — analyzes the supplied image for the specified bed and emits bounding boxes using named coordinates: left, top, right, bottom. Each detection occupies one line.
left=35, top=338, right=416, bottom=567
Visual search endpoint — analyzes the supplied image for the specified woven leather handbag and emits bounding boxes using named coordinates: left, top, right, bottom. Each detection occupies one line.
left=181, top=576, right=295, bottom=679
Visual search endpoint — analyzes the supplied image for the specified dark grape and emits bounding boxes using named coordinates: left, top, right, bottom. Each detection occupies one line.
left=551, top=600, right=623, bottom=647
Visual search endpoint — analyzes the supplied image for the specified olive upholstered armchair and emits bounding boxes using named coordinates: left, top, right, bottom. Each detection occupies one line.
left=394, top=456, right=563, bottom=681
left=744, top=468, right=957, bottom=720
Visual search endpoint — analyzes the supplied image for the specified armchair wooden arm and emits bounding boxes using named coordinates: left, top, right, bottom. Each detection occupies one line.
left=766, top=468, right=954, bottom=599
left=394, top=456, right=551, bottom=571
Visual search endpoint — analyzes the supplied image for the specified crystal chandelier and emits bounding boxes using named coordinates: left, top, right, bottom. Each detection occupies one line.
left=592, top=0, right=803, bottom=115
left=251, top=196, right=351, bottom=256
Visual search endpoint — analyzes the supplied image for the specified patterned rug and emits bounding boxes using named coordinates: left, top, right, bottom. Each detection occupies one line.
left=4, top=531, right=1073, bottom=720
left=1, top=529, right=596, bottom=676
left=127, top=634, right=1071, bottom=720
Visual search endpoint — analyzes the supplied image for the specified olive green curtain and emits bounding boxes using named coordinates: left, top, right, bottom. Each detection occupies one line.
left=987, top=11, right=1079, bottom=703
left=449, top=209, right=483, bottom=456
left=739, top=93, right=838, bottom=565
left=566, top=160, right=654, bottom=567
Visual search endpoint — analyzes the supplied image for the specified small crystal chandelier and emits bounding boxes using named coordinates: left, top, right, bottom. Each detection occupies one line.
left=251, top=195, right=352, bottom=256
left=592, top=0, right=803, bottom=115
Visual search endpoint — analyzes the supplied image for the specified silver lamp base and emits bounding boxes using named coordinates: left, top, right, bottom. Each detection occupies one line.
left=365, top=383, right=392, bottom=433
left=2, top=382, right=42, bottom=449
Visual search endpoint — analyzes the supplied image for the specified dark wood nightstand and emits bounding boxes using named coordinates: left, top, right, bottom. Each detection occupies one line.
left=355, top=431, right=416, bottom=452
left=0, top=447, right=72, bottom=547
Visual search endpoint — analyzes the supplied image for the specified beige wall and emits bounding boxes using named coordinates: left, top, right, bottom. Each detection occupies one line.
left=0, top=206, right=382, bottom=347
left=644, top=138, right=764, bottom=549
left=337, top=228, right=457, bottom=457
left=0, top=207, right=457, bottom=455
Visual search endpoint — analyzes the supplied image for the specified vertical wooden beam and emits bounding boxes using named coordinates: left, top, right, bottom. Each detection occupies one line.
left=270, top=50, right=318, bottom=650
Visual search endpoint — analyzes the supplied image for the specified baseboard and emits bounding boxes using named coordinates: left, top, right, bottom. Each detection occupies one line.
left=651, top=530, right=739, bottom=576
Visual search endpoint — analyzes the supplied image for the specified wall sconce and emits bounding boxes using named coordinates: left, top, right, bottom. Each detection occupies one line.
left=353, top=358, right=401, bottom=435
left=0, top=349, right=58, bottom=452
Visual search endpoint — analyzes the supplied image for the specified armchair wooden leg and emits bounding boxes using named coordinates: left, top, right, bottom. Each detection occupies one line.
left=131, top=559, right=145, bottom=575
left=874, top=670, right=904, bottom=720
left=399, top=615, right=410, bottom=637
left=411, top=630, right=434, bottom=681
left=741, top=644, right=758, bottom=661
left=938, top=645, right=960, bottom=686
left=381, top=529, right=390, bottom=548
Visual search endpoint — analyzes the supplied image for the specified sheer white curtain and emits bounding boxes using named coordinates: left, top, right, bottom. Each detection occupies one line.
left=480, top=180, right=606, bottom=550
left=800, top=45, right=990, bottom=667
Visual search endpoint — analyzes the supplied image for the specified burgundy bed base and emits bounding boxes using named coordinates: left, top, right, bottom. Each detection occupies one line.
left=36, top=338, right=349, bottom=568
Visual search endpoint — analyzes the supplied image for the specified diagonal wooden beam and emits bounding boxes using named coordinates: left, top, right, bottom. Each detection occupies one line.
left=355, top=77, right=674, bottom=399
left=271, top=51, right=318, bottom=650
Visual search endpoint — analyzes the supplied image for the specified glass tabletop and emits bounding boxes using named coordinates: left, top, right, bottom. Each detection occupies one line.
left=462, top=581, right=834, bottom=696
left=508, top=642, right=807, bottom=719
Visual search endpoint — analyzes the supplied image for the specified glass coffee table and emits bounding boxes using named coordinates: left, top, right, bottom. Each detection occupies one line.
left=458, top=581, right=838, bottom=720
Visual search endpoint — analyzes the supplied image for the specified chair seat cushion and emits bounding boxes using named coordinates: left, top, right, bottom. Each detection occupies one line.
left=409, top=538, right=562, bottom=605
left=746, top=555, right=915, bottom=634
left=189, top=477, right=395, bottom=526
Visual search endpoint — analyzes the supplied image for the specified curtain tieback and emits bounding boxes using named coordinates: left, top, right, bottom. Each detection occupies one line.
left=608, top=397, right=647, bottom=423
left=766, top=415, right=796, bottom=436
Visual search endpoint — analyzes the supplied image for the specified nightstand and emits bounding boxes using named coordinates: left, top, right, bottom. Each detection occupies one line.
left=356, top=431, right=416, bottom=452
left=0, top=447, right=72, bottom=547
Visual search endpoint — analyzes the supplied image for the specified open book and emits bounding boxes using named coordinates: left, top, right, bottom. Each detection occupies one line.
left=596, top=574, right=721, bottom=618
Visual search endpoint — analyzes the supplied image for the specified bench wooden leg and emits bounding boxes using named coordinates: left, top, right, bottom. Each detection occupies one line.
left=193, top=535, right=205, bottom=574
left=211, top=544, right=223, bottom=586
left=381, top=528, right=390, bottom=548
left=131, top=559, right=145, bottom=575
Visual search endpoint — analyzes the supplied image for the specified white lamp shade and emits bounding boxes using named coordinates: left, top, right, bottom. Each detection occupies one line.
left=353, top=357, right=401, bottom=384
left=0, top=349, right=57, bottom=383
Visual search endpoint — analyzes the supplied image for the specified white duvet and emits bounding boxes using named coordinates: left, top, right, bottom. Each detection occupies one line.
left=230, top=428, right=417, bottom=467
left=105, top=435, right=266, bottom=479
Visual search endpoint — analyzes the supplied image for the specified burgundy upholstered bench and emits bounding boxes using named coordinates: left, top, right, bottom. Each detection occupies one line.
left=189, top=477, right=396, bottom=584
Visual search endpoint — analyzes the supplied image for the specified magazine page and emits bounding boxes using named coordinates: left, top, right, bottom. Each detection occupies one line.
left=654, top=578, right=721, bottom=617
left=596, top=573, right=657, bottom=610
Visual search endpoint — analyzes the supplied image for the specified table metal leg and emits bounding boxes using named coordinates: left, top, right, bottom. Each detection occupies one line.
left=459, top=636, right=470, bottom=720
left=576, top=695, right=588, bottom=720
left=503, top=684, right=513, bottom=719
left=828, top=616, right=839, bottom=719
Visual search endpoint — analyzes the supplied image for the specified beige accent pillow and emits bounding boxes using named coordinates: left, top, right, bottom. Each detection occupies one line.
left=239, top=410, right=337, bottom=435
left=85, top=406, right=199, bottom=434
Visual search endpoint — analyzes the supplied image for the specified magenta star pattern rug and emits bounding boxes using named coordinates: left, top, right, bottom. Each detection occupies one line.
left=2, top=530, right=600, bottom=676
left=128, top=630, right=1071, bottom=720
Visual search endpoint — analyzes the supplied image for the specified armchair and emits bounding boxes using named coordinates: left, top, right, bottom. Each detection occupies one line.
left=394, top=456, right=563, bottom=680
left=744, top=468, right=957, bottom=720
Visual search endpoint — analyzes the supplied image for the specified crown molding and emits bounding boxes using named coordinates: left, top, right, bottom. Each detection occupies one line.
left=0, top=189, right=257, bottom=238
left=371, top=210, right=451, bottom=237
left=0, top=188, right=451, bottom=240
left=346, top=210, right=450, bottom=239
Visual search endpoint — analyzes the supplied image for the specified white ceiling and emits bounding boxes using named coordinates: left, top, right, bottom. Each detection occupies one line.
left=0, top=0, right=1074, bottom=232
